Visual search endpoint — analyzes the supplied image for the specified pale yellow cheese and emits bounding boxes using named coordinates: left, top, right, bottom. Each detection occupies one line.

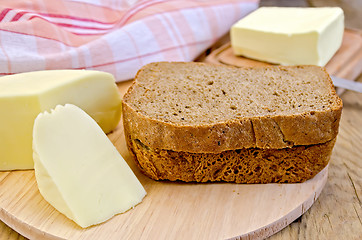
left=230, top=7, right=344, bottom=66
left=33, top=104, right=146, bottom=228
left=0, top=70, right=121, bottom=170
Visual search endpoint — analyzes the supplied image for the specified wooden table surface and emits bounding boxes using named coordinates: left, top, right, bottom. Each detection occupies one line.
left=1, top=0, right=361, bottom=239
left=261, top=1, right=362, bottom=238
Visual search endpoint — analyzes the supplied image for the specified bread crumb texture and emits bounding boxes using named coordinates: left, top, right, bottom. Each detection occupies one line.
left=124, top=62, right=340, bottom=124
left=122, top=62, right=342, bottom=183
left=128, top=136, right=335, bottom=183
left=122, top=62, right=342, bottom=152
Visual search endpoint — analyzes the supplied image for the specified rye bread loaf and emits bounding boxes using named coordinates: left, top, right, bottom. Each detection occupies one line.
left=127, top=136, right=336, bottom=183
left=122, top=62, right=342, bottom=183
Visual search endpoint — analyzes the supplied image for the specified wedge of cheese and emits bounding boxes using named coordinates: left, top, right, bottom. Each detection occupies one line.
left=33, top=104, right=146, bottom=228
left=0, top=70, right=121, bottom=170
left=230, top=7, right=344, bottom=66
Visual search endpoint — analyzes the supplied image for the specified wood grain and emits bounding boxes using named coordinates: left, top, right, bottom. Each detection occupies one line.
left=1, top=0, right=361, bottom=238
left=268, top=79, right=362, bottom=240
left=259, top=0, right=362, bottom=29
left=203, top=28, right=362, bottom=239
left=1, top=36, right=361, bottom=240
left=0, top=79, right=329, bottom=239
left=205, top=29, right=362, bottom=95
left=308, top=0, right=362, bottom=29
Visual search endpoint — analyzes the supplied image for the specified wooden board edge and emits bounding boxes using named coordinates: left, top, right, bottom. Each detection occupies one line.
left=229, top=166, right=329, bottom=240
left=0, top=207, right=65, bottom=240
left=205, top=29, right=362, bottom=97
left=0, top=165, right=330, bottom=240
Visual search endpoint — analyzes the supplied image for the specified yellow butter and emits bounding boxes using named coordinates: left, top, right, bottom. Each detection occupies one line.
left=33, top=104, right=146, bottom=228
left=230, top=7, right=344, bottom=66
left=0, top=70, right=121, bottom=170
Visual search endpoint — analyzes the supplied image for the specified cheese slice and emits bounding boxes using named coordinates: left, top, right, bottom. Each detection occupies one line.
left=230, top=7, right=344, bottom=66
left=0, top=70, right=121, bottom=170
left=33, top=104, right=146, bottom=228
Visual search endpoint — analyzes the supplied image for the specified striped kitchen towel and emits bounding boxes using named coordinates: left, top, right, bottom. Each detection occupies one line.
left=0, top=0, right=259, bottom=82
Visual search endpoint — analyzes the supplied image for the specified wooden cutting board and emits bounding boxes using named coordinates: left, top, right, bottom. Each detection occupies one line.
left=0, top=117, right=328, bottom=240
left=0, top=29, right=360, bottom=240
left=205, top=29, right=362, bottom=95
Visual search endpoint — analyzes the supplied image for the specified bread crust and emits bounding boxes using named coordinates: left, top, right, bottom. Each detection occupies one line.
left=126, top=135, right=336, bottom=183
left=123, top=101, right=341, bottom=152
left=122, top=62, right=342, bottom=153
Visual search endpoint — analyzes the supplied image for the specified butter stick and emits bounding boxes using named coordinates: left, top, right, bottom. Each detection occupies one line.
left=33, top=104, right=146, bottom=228
left=230, top=7, right=344, bottom=66
left=0, top=70, right=121, bottom=170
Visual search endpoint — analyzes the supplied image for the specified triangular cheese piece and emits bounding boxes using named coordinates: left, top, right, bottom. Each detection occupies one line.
left=33, top=104, right=146, bottom=228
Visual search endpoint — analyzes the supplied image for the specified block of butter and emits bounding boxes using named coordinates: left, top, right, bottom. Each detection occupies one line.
left=230, top=7, right=344, bottom=66
left=0, top=70, right=121, bottom=170
left=33, top=104, right=146, bottom=228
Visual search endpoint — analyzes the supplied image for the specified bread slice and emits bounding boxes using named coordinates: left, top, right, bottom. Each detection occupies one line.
left=122, top=62, right=342, bottom=183
left=127, top=136, right=335, bottom=183
left=123, top=62, right=342, bottom=152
